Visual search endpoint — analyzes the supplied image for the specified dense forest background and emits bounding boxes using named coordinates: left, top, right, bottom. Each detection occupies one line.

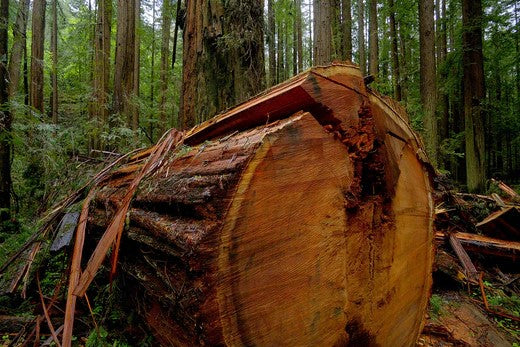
left=0, top=0, right=519, bottom=247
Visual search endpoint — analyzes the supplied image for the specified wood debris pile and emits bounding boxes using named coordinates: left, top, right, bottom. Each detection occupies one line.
left=423, top=177, right=520, bottom=345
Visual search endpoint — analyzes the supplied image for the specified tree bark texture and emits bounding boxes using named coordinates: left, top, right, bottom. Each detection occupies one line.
left=419, top=0, right=438, bottom=165
left=295, top=0, right=303, bottom=73
left=357, top=0, right=366, bottom=74
left=50, top=0, right=58, bottom=123
left=0, top=0, right=9, bottom=221
left=159, top=0, right=172, bottom=136
left=268, top=0, right=276, bottom=86
left=180, top=0, right=265, bottom=129
left=462, top=0, right=486, bottom=192
left=368, top=0, right=378, bottom=77
left=132, top=0, right=141, bottom=132
left=113, top=0, right=136, bottom=126
left=8, top=0, right=30, bottom=99
left=313, top=0, right=332, bottom=65
left=92, top=0, right=112, bottom=149
left=342, top=0, right=352, bottom=61
left=30, top=0, right=46, bottom=113
left=389, top=0, right=401, bottom=101
left=90, top=64, right=434, bottom=346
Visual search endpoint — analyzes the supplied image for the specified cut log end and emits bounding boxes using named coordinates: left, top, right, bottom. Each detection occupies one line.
left=90, top=64, right=434, bottom=346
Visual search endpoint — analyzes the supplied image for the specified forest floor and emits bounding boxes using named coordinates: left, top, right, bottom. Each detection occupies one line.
left=418, top=179, right=520, bottom=347
left=418, top=249, right=519, bottom=346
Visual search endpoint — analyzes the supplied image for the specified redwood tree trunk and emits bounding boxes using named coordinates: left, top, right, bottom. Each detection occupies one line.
left=50, top=0, right=58, bottom=123
left=268, top=0, right=276, bottom=86
left=30, top=0, right=46, bottom=113
left=158, top=0, right=172, bottom=136
left=92, top=0, right=112, bottom=149
left=313, top=0, right=332, bottom=65
left=358, top=0, right=366, bottom=74
left=113, top=0, right=136, bottom=126
left=180, top=0, right=265, bottom=129
left=389, top=0, right=401, bottom=101
left=419, top=0, right=438, bottom=165
left=8, top=0, right=30, bottom=99
left=342, top=0, right=352, bottom=61
left=0, top=0, right=9, bottom=222
left=462, top=0, right=486, bottom=192
left=296, top=0, right=303, bottom=72
left=132, top=0, right=140, bottom=132
left=368, top=0, right=378, bottom=77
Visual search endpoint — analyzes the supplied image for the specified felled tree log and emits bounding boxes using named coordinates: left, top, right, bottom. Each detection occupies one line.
left=89, top=64, right=434, bottom=346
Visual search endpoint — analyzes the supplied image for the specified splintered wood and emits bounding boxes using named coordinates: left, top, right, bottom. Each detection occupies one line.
left=73, top=64, right=434, bottom=346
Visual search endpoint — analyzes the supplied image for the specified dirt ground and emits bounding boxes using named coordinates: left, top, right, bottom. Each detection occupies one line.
left=418, top=250, right=519, bottom=347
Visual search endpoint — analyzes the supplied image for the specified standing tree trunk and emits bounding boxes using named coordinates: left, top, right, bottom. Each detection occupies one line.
left=92, top=0, right=112, bottom=150
left=358, top=0, right=366, bottom=74
left=462, top=0, right=486, bottom=192
left=8, top=0, right=30, bottom=99
left=438, top=0, right=449, bottom=164
left=277, top=18, right=284, bottom=83
left=419, top=0, right=438, bottom=165
left=342, top=0, right=352, bottom=61
left=158, top=0, right=172, bottom=137
left=132, top=0, right=141, bottom=131
left=50, top=0, right=58, bottom=123
left=268, top=0, right=276, bottom=86
left=30, top=0, right=46, bottom=114
left=398, top=22, right=409, bottom=101
left=0, top=0, right=9, bottom=222
left=368, top=0, right=378, bottom=77
left=388, top=0, right=401, bottom=101
left=180, top=0, right=265, bottom=129
left=113, top=0, right=136, bottom=127
left=149, top=0, right=156, bottom=140
left=313, top=0, right=332, bottom=65
left=295, top=0, right=303, bottom=73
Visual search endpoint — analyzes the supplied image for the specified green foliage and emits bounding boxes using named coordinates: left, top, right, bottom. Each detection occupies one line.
left=429, top=294, right=446, bottom=320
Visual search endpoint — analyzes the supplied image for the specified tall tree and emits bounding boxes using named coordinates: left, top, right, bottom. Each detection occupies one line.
left=277, top=16, right=284, bottom=82
left=132, top=0, right=141, bottom=131
left=268, top=0, right=276, bottom=85
left=113, top=0, right=136, bottom=127
left=358, top=0, right=366, bottom=74
left=462, top=0, right=486, bottom=192
left=294, top=0, right=303, bottom=73
left=368, top=0, right=378, bottom=77
left=8, top=0, right=30, bottom=99
left=50, top=0, right=58, bottom=123
left=438, top=0, right=449, bottom=155
left=342, top=0, right=352, bottom=61
left=92, top=0, right=112, bottom=149
left=158, top=0, right=172, bottom=136
left=388, top=0, right=401, bottom=100
left=0, top=0, right=9, bottom=222
left=419, top=0, right=438, bottom=165
left=30, top=0, right=46, bottom=113
left=314, top=0, right=332, bottom=65
left=180, top=0, right=265, bottom=128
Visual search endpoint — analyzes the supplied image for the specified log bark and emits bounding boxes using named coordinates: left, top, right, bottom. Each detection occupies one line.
left=89, top=64, right=434, bottom=346
left=180, top=0, right=265, bottom=128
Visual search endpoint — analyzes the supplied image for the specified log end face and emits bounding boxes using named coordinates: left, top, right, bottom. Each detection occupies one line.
left=217, top=112, right=354, bottom=346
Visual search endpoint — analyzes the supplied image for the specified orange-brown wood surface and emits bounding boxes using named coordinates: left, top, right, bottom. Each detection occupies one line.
left=91, top=64, right=434, bottom=346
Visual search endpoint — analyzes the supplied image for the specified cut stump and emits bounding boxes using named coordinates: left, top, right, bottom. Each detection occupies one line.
left=88, top=64, right=434, bottom=346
